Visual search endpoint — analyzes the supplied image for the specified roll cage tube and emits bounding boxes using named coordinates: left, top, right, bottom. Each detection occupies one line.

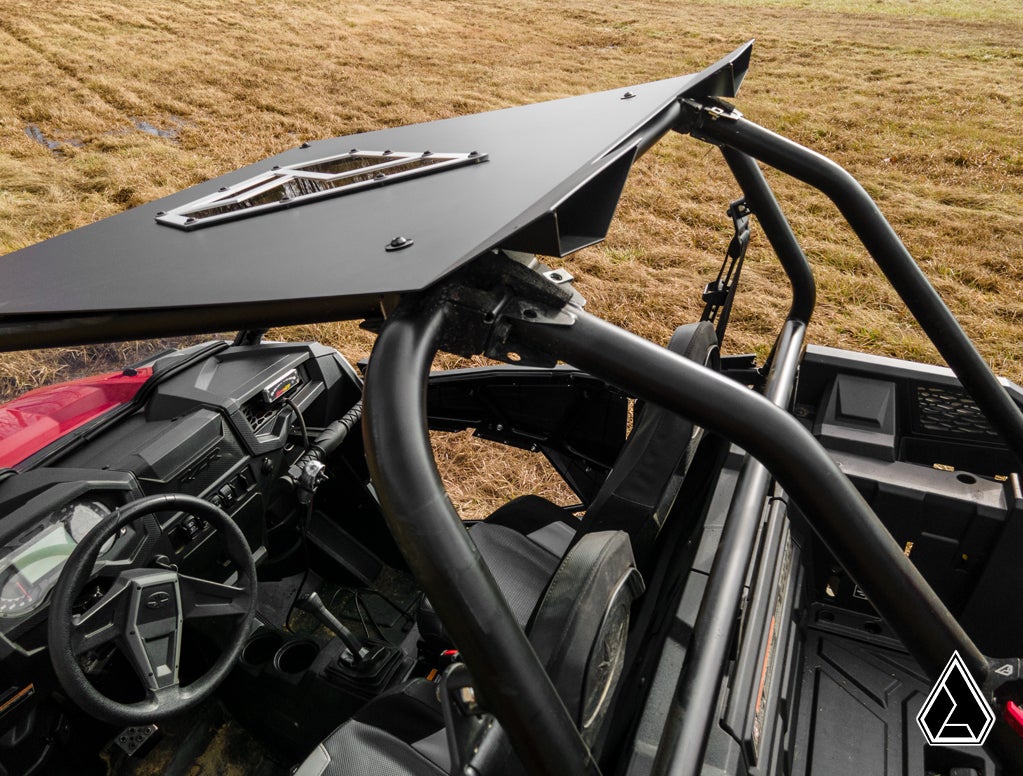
left=678, top=97, right=1023, bottom=469
left=720, top=148, right=816, bottom=328
left=361, top=97, right=1019, bottom=771
left=362, top=301, right=601, bottom=776
left=657, top=147, right=816, bottom=776
left=506, top=305, right=1023, bottom=772
left=655, top=317, right=805, bottom=776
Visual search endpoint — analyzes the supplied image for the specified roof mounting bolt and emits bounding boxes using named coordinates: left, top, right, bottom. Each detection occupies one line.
left=622, top=91, right=637, bottom=100
left=386, top=236, right=414, bottom=251
left=218, top=186, right=228, bottom=192
left=374, top=172, right=386, bottom=180
left=156, top=211, right=166, bottom=216
left=300, top=142, right=311, bottom=148
left=422, top=150, right=433, bottom=156
left=349, top=148, right=358, bottom=154
left=468, top=150, right=479, bottom=157
left=271, top=165, right=280, bottom=170
left=383, top=149, right=392, bottom=155
left=279, top=196, right=290, bottom=202
left=184, top=217, right=195, bottom=224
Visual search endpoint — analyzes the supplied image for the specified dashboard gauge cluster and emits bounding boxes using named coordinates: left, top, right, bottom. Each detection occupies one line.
left=0, top=500, right=118, bottom=618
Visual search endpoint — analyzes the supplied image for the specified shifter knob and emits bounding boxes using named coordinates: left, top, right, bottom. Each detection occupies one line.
left=296, top=591, right=371, bottom=665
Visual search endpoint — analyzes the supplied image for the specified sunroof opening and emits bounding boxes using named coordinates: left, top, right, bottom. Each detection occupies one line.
left=156, top=150, right=486, bottom=230
left=298, top=154, right=399, bottom=176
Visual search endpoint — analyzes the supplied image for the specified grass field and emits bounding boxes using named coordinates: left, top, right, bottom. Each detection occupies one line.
left=1, top=0, right=1020, bottom=516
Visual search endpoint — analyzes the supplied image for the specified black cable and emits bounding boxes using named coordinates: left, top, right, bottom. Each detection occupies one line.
left=283, top=397, right=310, bottom=452
left=360, top=588, right=423, bottom=621
left=283, top=499, right=315, bottom=633
left=354, top=590, right=388, bottom=640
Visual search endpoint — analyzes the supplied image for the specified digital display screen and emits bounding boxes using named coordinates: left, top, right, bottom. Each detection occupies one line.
left=10, top=524, right=76, bottom=585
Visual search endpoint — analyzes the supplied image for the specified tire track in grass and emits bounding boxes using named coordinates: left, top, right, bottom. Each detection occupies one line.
left=0, top=15, right=132, bottom=143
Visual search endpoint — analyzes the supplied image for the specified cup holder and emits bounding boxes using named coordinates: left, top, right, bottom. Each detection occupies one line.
left=274, top=639, right=320, bottom=675
left=241, top=630, right=285, bottom=668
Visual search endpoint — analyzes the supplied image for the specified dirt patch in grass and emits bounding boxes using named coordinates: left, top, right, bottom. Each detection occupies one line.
left=1, top=0, right=1020, bottom=516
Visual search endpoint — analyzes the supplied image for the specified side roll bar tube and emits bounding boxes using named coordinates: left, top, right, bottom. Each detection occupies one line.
left=719, top=148, right=815, bottom=325
left=655, top=149, right=817, bottom=772
left=652, top=318, right=805, bottom=776
left=512, top=306, right=987, bottom=686
left=362, top=301, right=601, bottom=776
left=688, top=105, right=1023, bottom=468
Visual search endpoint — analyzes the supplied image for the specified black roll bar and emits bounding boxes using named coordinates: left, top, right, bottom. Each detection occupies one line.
left=361, top=301, right=601, bottom=776
left=652, top=318, right=805, bottom=776
left=359, top=93, right=1015, bottom=775
left=719, top=148, right=816, bottom=326
left=652, top=149, right=815, bottom=776
left=681, top=98, right=1023, bottom=469
left=362, top=289, right=986, bottom=774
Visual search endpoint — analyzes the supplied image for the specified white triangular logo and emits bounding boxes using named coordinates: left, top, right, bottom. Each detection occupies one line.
left=916, top=651, right=995, bottom=746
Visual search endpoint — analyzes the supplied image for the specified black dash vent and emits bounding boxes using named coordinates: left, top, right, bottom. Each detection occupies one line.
left=241, top=399, right=280, bottom=433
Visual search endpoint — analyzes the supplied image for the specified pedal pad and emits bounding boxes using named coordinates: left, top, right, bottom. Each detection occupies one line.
left=114, top=724, right=160, bottom=756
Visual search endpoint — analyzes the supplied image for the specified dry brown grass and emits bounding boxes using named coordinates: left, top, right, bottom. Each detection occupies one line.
left=1, top=0, right=1020, bottom=517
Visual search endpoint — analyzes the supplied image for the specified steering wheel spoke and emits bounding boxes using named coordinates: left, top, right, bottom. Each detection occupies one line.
left=145, top=683, right=185, bottom=707
left=117, top=569, right=184, bottom=691
left=70, top=578, right=132, bottom=654
left=91, top=557, right=141, bottom=580
left=179, top=574, right=251, bottom=620
left=91, top=520, right=164, bottom=579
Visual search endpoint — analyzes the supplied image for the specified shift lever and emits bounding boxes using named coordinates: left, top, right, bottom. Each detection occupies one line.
left=296, top=591, right=371, bottom=666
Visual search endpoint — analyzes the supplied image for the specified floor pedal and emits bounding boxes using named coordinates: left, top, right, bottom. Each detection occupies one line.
left=114, top=724, right=160, bottom=757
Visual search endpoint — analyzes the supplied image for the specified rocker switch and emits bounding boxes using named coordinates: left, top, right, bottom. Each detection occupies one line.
left=182, top=516, right=201, bottom=538
left=218, top=484, right=235, bottom=505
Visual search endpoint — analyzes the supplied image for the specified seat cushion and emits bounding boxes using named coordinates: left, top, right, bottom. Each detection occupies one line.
left=295, top=679, right=448, bottom=776
left=416, top=520, right=565, bottom=651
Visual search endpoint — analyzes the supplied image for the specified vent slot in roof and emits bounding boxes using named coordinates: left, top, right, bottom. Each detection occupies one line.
left=156, top=150, right=487, bottom=230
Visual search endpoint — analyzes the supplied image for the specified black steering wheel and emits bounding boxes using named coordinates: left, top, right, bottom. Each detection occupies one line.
left=47, top=494, right=257, bottom=725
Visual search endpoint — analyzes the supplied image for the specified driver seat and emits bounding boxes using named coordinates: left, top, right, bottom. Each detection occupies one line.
left=417, top=321, right=719, bottom=652
left=294, top=530, right=644, bottom=775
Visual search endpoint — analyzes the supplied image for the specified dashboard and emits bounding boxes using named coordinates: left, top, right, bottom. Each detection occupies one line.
left=0, top=339, right=364, bottom=657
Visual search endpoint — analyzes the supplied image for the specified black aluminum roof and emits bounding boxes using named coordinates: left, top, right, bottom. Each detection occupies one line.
left=0, top=43, right=751, bottom=350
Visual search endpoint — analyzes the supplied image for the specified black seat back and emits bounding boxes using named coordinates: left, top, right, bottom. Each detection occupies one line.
left=526, top=530, right=644, bottom=754
left=574, top=321, right=719, bottom=568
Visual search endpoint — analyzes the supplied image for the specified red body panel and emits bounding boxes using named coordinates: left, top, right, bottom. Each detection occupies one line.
left=0, top=368, right=152, bottom=468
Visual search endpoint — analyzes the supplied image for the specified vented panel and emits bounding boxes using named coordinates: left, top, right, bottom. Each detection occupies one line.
left=914, top=384, right=997, bottom=438
left=241, top=400, right=281, bottom=433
